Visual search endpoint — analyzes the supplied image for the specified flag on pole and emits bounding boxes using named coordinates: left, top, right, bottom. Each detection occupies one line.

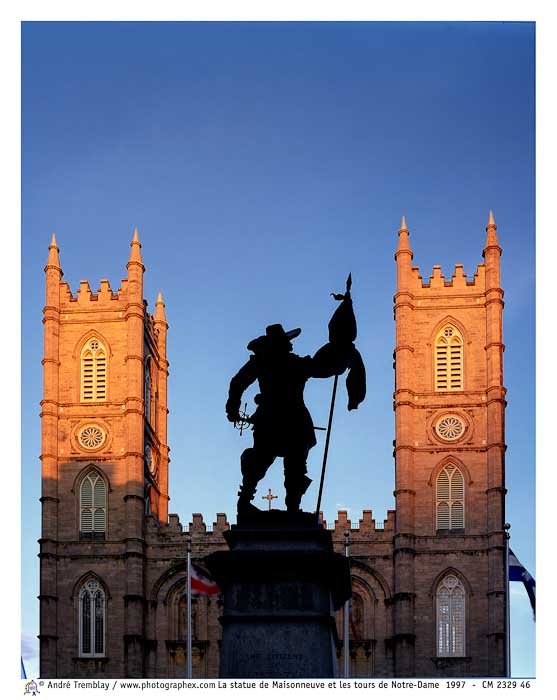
left=509, top=549, right=535, bottom=618
left=312, top=273, right=367, bottom=410
left=191, top=564, right=219, bottom=596
left=314, top=274, right=367, bottom=517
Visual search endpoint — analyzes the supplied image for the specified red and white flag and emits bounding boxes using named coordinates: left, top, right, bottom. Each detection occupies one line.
left=191, top=565, right=219, bottom=596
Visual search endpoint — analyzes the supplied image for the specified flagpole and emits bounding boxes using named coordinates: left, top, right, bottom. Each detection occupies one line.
left=504, top=522, right=511, bottom=677
left=315, top=374, right=339, bottom=518
left=343, top=529, right=350, bottom=678
left=186, top=534, right=193, bottom=679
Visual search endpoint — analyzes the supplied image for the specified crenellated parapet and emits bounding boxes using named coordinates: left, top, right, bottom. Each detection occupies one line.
left=407, top=261, right=486, bottom=293
left=331, top=508, right=395, bottom=539
left=57, top=276, right=134, bottom=307
left=150, top=510, right=395, bottom=546
left=189, top=513, right=207, bottom=533
left=58, top=279, right=133, bottom=306
left=213, top=513, right=230, bottom=532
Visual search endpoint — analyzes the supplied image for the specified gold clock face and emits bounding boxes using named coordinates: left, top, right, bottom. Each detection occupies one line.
left=145, top=445, right=156, bottom=474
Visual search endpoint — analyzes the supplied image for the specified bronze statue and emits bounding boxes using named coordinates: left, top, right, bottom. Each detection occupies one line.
left=226, top=276, right=366, bottom=517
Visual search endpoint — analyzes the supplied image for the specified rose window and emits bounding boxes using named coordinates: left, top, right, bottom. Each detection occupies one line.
left=78, top=425, right=106, bottom=450
left=435, top=416, right=465, bottom=441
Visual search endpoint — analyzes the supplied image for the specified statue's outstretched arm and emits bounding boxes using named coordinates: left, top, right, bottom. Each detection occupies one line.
left=309, top=343, right=365, bottom=409
left=225, top=357, right=258, bottom=423
left=309, top=343, right=354, bottom=379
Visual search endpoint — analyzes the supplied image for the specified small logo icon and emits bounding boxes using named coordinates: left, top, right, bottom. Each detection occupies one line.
left=24, top=680, right=40, bottom=695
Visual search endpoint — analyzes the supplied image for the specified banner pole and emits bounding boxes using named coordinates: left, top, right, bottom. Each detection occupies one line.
left=315, top=374, right=339, bottom=518
left=186, top=535, right=192, bottom=679
left=343, top=529, right=351, bottom=678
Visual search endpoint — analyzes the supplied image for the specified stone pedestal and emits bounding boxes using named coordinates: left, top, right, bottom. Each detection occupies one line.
left=205, top=511, right=350, bottom=678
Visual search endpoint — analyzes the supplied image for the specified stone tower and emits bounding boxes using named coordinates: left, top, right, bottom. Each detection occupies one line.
left=39, top=231, right=169, bottom=677
left=392, top=212, right=506, bottom=676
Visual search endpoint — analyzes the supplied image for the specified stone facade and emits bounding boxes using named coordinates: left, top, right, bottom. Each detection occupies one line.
left=39, top=215, right=506, bottom=678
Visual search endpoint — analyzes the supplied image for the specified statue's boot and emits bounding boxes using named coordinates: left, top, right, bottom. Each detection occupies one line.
left=285, top=475, right=312, bottom=513
left=237, top=482, right=261, bottom=516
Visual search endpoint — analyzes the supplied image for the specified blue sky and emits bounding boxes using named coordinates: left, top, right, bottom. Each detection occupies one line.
left=20, top=21, right=535, bottom=679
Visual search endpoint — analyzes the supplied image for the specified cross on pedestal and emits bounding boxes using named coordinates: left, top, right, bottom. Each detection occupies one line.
left=262, top=488, right=278, bottom=511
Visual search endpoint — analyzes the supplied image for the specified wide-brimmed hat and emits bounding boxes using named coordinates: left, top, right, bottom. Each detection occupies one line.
left=265, top=323, right=301, bottom=341
left=247, top=324, right=301, bottom=352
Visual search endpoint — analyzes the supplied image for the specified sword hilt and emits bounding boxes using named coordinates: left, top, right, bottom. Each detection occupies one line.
left=234, top=403, right=253, bottom=436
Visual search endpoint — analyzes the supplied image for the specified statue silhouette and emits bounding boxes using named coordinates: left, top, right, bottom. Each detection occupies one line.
left=226, top=279, right=366, bottom=517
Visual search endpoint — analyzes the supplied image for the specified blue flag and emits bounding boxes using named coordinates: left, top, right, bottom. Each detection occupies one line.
left=509, top=549, right=535, bottom=618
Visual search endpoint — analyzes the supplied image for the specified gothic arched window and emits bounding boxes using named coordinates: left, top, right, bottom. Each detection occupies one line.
left=435, top=325, right=463, bottom=391
left=436, top=574, right=465, bottom=657
left=80, top=470, right=107, bottom=540
left=436, top=465, right=464, bottom=530
left=79, top=578, right=106, bottom=657
left=144, top=357, right=152, bottom=424
left=80, top=338, right=107, bottom=402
